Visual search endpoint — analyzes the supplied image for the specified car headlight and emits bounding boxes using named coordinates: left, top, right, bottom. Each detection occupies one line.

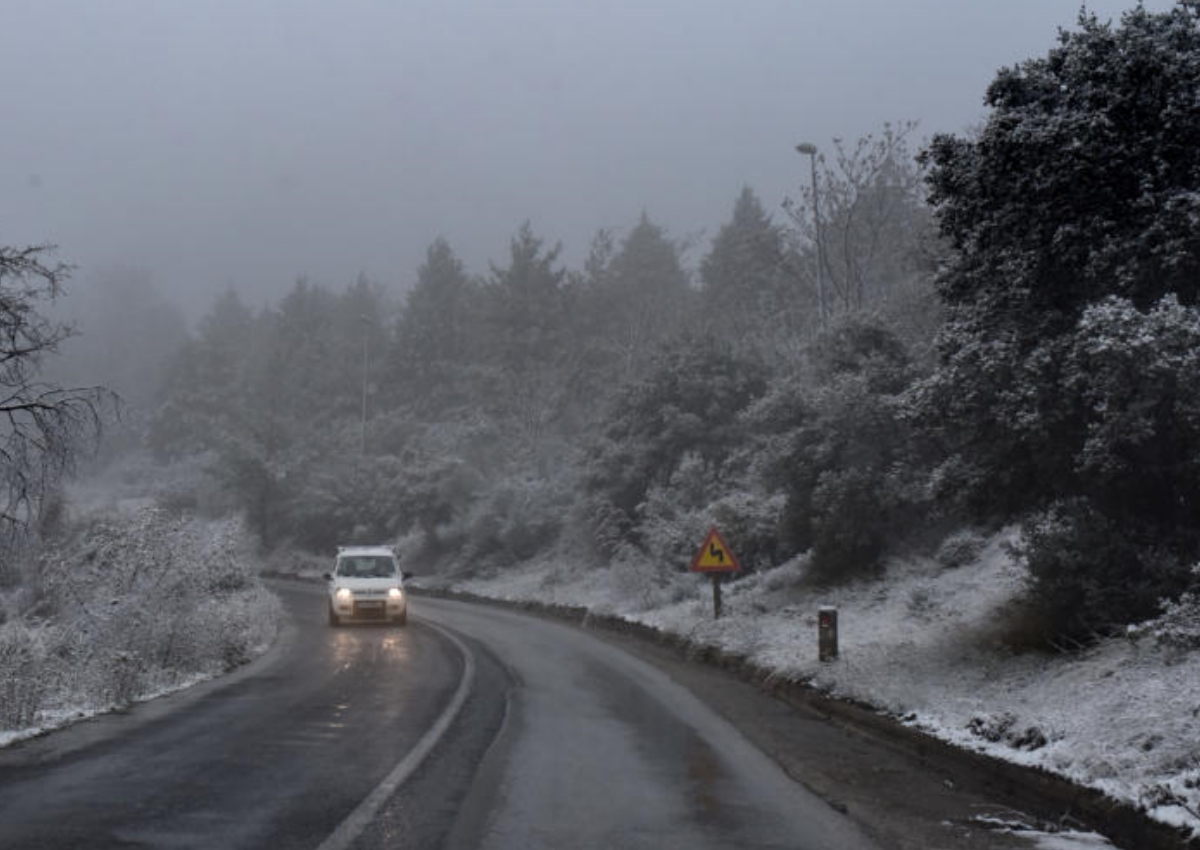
left=335, top=587, right=353, bottom=602
left=388, top=587, right=403, bottom=599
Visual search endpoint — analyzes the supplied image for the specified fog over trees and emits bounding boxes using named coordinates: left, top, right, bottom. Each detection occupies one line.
left=5, top=1, right=1200, bottom=655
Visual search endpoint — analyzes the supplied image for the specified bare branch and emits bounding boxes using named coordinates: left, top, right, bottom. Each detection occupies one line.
left=0, top=245, right=112, bottom=540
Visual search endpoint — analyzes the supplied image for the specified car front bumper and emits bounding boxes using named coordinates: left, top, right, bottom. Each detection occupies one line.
left=331, top=596, right=406, bottom=621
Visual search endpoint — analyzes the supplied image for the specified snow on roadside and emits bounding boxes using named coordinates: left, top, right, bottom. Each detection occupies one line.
left=975, top=819, right=1117, bottom=849
left=432, top=532, right=1200, bottom=839
left=1025, top=834, right=1116, bottom=850
left=0, top=509, right=281, bottom=749
left=0, top=671, right=213, bottom=749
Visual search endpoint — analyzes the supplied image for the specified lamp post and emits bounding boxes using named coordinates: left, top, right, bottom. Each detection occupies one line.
left=795, top=142, right=826, bottom=327
left=360, top=314, right=370, bottom=456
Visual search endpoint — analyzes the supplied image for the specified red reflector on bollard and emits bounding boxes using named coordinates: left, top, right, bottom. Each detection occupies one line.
left=818, top=606, right=838, bottom=662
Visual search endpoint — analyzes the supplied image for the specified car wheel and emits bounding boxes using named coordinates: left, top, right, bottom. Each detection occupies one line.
left=393, top=610, right=407, bottom=627
left=328, top=604, right=340, bottom=627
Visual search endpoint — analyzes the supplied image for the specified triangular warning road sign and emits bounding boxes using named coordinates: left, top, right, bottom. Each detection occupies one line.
left=690, top=527, right=741, bottom=573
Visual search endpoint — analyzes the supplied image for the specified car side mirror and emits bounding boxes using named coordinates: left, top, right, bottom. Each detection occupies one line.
left=402, top=571, right=414, bottom=581
left=323, top=572, right=333, bottom=581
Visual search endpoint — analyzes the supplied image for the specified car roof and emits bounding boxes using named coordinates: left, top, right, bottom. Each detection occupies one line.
left=336, top=546, right=396, bottom=558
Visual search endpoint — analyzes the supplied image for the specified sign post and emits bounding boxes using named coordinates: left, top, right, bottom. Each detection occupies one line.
left=818, top=606, right=839, bottom=662
left=689, top=527, right=741, bottom=619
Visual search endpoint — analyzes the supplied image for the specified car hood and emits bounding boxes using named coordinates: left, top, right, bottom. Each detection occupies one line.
left=331, top=577, right=403, bottom=590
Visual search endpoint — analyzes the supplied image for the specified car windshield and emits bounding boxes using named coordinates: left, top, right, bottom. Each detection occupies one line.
left=336, top=556, right=397, bottom=578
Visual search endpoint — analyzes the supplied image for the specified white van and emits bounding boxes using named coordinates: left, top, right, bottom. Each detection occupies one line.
left=324, top=545, right=408, bottom=626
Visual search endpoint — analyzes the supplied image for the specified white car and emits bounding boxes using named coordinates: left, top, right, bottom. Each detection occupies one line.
left=325, top=545, right=408, bottom=626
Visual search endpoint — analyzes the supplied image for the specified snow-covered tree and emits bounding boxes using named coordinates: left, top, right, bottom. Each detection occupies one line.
left=150, top=289, right=257, bottom=462
left=761, top=317, right=923, bottom=580
left=152, top=279, right=392, bottom=549
left=700, top=188, right=800, bottom=358
left=388, top=238, right=482, bottom=413
left=588, top=213, right=693, bottom=382
left=922, top=4, right=1200, bottom=323
left=479, top=222, right=577, bottom=465
left=584, top=339, right=768, bottom=542
left=914, top=1, right=1200, bottom=637
left=483, top=222, right=568, bottom=374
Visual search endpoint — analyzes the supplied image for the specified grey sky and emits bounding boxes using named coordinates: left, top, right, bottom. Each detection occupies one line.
left=1, top=0, right=1175, bottom=317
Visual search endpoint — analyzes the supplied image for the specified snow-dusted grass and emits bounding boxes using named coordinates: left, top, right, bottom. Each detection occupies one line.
left=429, top=531, right=1200, bottom=839
left=973, top=818, right=1116, bottom=849
left=0, top=508, right=280, bottom=747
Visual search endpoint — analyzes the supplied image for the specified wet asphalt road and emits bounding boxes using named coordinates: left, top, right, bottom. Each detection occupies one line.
left=379, top=597, right=879, bottom=850
left=0, top=582, right=1049, bottom=849
left=0, top=583, right=464, bottom=849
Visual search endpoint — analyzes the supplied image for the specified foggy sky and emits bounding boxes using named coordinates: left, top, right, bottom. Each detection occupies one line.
left=1, top=0, right=1176, bottom=318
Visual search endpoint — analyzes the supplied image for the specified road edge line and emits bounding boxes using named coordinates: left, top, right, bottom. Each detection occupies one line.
left=315, top=618, right=475, bottom=850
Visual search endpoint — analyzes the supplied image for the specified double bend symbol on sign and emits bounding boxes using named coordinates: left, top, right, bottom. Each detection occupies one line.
left=690, top=527, right=741, bottom=573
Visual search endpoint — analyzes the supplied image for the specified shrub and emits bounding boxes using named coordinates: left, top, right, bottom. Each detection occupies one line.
left=573, top=495, right=630, bottom=562
left=0, top=508, right=282, bottom=734
left=936, top=529, right=987, bottom=570
left=457, top=471, right=568, bottom=568
left=709, top=490, right=787, bottom=572
left=966, top=711, right=1049, bottom=751
left=105, top=650, right=147, bottom=708
left=1128, top=577, right=1200, bottom=650
left=766, top=318, right=931, bottom=581
left=806, top=467, right=892, bottom=582
left=1017, top=499, right=1192, bottom=643
left=585, top=342, right=768, bottom=528
left=0, top=623, right=46, bottom=728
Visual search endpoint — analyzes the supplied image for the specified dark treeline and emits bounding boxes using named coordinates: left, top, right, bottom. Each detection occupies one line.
left=30, top=3, right=1200, bottom=645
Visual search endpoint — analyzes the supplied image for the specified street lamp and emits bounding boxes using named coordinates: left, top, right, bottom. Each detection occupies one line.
left=796, top=142, right=826, bottom=327
left=360, top=314, right=370, bottom=456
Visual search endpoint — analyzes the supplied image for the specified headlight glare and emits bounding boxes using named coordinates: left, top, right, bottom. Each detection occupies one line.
left=388, top=587, right=403, bottom=599
left=335, top=587, right=353, bottom=601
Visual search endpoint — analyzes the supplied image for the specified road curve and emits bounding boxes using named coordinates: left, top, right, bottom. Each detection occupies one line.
left=396, top=596, right=881, bottom=850
left=0, top=582, right=886, bottom=850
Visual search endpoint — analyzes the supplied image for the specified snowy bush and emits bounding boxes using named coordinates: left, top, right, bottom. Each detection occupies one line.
left=607, top=547, right=693, bottom=613
left=905, top=586, right=941, bottom=622
left=760, top=557, right=809, bottom=593
left=1066, top=296, right=1200, bottom=519
left=561, top=494, right=628, bottom=564
left=260, top=546, right=331, bottom=579
left=492, top=475, right=567, bottom=562
left=103, top=650, right=148, bottom=708
left=0, top=508, right=280, bottom=736
left=709, top=490, right=786, bottom=572
left=453, top=470, right=571, bottom=572
left=637, top=454, right=712, bottom=569
left=583, top=342, right=769, bottom=532
left=765, top=319, right=930, bottom=582
left=1128, top=582, right=1200, bottom=651
left=807, top=467, right=894, bottom=581
left=935, top=529, right=987, bottom=570
left=0, top=623, right=47, bottom=728
left=966, top=711, right=1049, bottom=752
left=1017, top=500, right=1191, bottom=643
left=89, top=451, right=231, bottom=522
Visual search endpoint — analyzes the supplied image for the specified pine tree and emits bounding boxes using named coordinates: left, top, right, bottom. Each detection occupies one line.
left=699, top=187, right=794, bottom=356
left=390, top=239, right=479, bottom=403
